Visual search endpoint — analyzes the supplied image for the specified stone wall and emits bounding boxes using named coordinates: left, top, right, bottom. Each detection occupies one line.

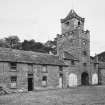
left=0, top=62, right=63, bottom=91
left=99, top=69, right=105, bottom=85
left=0, top=62, right=9, bottom=88
left=17, top=63, right=28, bottom=90
left=47, top=66, right=59, bottom=88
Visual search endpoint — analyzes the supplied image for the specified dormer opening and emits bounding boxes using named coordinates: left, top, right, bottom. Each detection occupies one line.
left=65, top=21, right=69, bottom=26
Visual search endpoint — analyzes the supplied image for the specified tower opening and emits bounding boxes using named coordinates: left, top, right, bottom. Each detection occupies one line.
left=81, top=72, right=89, bottom=85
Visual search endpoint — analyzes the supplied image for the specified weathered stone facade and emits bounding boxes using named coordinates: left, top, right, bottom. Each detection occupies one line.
left=0, top=62, right=66, bottom=91
left=57, top=9, right=98, bottom=87
left=0, top=9, right=104, bottom=91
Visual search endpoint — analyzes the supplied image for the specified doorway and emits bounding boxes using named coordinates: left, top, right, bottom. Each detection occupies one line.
left=69, top=73, right=77, bottom=87
left=59, top=73, right=63, bottom=88
left=28, top=74, right=34, bottom=91
left=81, top=72, right=89, bottom=85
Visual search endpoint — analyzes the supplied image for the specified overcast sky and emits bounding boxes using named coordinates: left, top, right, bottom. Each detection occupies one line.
left=0, top=0, right=105, bottom=56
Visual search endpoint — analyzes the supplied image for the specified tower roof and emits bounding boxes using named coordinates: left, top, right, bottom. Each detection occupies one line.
left=63, top=51, right=79, bottom=61
left=61, top=9, right=84, bottom=23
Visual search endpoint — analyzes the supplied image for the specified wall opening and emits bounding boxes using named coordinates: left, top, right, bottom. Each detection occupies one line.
left=68, top=73, right=77, bottom=87
left=81, top=72, right=89, bottom=85
left=42, top=76, right=47, bottom=87
left=92, top=73, right=98, bottom=85
left=28, top=74, right=34, bottom=91
left=59, top=73, right=63, bottom=88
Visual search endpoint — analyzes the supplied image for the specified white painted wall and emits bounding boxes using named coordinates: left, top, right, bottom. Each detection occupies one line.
left=92, top=73, right=98, bottom=85
left=59, top=77, right=62, bottom=88
left=69, top=73, right=77, bottom=87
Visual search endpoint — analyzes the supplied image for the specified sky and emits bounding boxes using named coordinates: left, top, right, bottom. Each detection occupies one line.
left=0, top=0, right=105, bottom=56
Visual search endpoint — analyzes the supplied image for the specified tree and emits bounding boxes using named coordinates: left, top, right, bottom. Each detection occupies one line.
left=4, top=35, right=21, bottom=49
left=0, top=39, right=7, bottom=47
left=44, top=37, right=57, bottom=54
left=21, top=39, right=51, bottom=53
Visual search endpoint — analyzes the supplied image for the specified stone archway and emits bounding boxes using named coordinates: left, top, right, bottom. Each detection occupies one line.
left=69, top=73, right=77, bottom=87
left=81, top=72, right=89, bottom=85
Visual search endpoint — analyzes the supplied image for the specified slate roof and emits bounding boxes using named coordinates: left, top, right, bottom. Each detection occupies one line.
left=63, top=51, right=79, bottom=61
left=61, top=9, right=84, bottom=23
left=98, top=62, right=105, bottom=69
left=0, top=47, right=67, bottom=66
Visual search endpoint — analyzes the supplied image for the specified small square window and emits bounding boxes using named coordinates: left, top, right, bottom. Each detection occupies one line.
left=42, top=66, right=47, bottom=73
left=10, top=62, right=17, bottom=71
left=10, top=76, right=17, bottom=88
left=71, top=60, right=75, bottom=65
left=83, top=51, right=87, bottom=56
left=65, top=21, right=69, bottom=26
left=83, top=63, right=87, bottom=67
left=59, top=66, right=63, bottom=71
left=11, top=76, right=17, bottom=82
left=42, top=76, right=47, bottom=87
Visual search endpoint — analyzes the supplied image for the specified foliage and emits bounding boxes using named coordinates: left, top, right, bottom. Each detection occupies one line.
left=4, top=36, right=21, bottom=49
left=0, top=35, right=57, bottom=54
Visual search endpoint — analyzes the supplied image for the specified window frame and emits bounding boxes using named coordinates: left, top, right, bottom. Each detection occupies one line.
left=42, top=76, right=47, bottom=87
left=10, top=62, right=17, bottom=71
left=83, top=51, right=87, bottom=56
left=65, top=21, right=69, bottom=26
left=83, top=63, right=87, bottom=67
left=42, top=65, right=47, bottom=73
left=71, top=60, right=75, bottom=65
left=10, top=76, right=17, bottom=88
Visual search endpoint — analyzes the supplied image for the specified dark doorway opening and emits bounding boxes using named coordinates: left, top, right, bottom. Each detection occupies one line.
left=28, top=74, right=33, bottom=91
left=81, top=72, right=89, bottom=85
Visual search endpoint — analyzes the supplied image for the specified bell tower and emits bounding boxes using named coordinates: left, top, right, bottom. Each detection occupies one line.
left=57, top=9, right=90, bottom=63
left=57, top=10, right=91, bottom=86
left=61, top=9, right=84, bottom=34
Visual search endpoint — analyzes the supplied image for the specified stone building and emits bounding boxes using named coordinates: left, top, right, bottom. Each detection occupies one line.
left=0, top=9, right=103, bottom=91
left=57, top=9, right=98, bottom=87
left=0, top=48, right=67, bottom=91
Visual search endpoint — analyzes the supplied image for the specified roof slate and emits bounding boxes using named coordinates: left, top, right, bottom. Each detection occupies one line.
left=98, top=62, right=105, bottom=69
left=0, top=47, right=66, bottom=66
left=63, top=51, right=79, bottom=61
left=61, top=9, right=84, bottom=23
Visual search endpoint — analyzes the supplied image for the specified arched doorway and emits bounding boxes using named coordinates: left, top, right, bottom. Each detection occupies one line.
left=81, top=72, right=89, bottom=85
left=69, top=73, right=77, bottom=87
left=92, top=73, right=98, bottom=85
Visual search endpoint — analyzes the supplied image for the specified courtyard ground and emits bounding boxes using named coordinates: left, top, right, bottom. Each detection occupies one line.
left=0, top=86, right=105, bottom=105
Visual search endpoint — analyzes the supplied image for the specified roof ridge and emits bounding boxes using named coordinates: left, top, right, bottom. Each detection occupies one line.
left=0, top=47, right=58, bottom=57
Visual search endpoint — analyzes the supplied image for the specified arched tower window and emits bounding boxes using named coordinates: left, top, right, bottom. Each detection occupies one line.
left=65, top=21, right=69, bottom=26
left=78, top=21, right=81, bottom=25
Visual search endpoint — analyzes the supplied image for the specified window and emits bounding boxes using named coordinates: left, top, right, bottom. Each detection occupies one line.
left=59, top=73, right=63, bottom=77
left=42, top=66, right=47, bottom=73
left=83, top=51, right=87, bottom=56
left=59, top=66, right=63, bottom=71
left=78, top=21, right=81, bottom=25
left=42, top=76, right=47, bottom=87
left=10, top=62, right=17, bottom=71
left=10, top=76, right=17, bottom=88
left=83, top=63, right=87, bottom=67
left=65, top=21, right=69, bottom=26
left=71, top=60, right=75, bottom=65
